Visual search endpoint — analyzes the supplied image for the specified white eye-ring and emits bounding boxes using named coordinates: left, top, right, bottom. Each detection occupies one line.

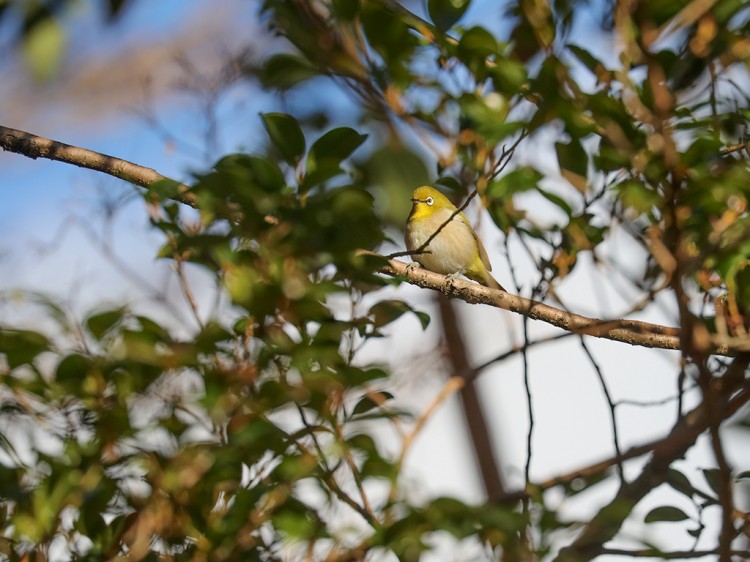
left=426, top=196, right=434, bottom=205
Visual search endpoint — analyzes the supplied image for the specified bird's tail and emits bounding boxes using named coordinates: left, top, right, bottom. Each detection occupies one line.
left=478, top=270, right=506, bottom=292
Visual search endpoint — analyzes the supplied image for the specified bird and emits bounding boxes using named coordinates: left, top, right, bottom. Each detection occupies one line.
left=404, top=186, right=506, bottom=291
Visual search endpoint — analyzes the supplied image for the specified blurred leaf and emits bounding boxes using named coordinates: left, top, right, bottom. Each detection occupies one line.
left=352, top=391, right=394, bottom=416
left=369, top=300, right=430, bottom=330
left=304, top=127, right=367, bottom=188
left=644, top=506, right=690, bottom=523
left=488, top=166, right=543, bottom=198
left=86, top=307, right=127, bottom=341
left=555, top=139, right=588, bottom=192
left=616, top=180, right=660, bottom=215
left=332, top=0, right=360, bottom=19
left=0, top=329, right=50, bottom=368
left=22, top=16, right=66, bottom=81
left=428, top=0, right=471, bottom=32
left=666, top=468, right=694, bottom=498
left=106, top=0, right=128, bottom=20
left=261, top=53, right=320, bottom=89
left=457, top=26, right=499, bottom=76
left=261, top=112, right=306, bottom=166
left=702, top=468, right=723, bottom=497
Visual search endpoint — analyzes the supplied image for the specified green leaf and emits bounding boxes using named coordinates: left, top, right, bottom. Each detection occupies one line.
left=261, top=53, right=319, bottom=89
left=369, top=300, right=430, bottom=330
left=555, top=140, right=588, bottom=192
left=490, top=58, right=527, bottom=96
left=0, top=329, right=51, bottom=368
left=428, top=0, right=471, bottom=32
left=702, top=468, right=722, bottom=497
left=22, top=17, right=66, bottom=81
left=352, top=391, right=394, bottom=416
left=457, top=26, right=499, bottom=76
left=304, top=127, right=367, bottom=187
left=261, top=112, right=306, bottom=166
left=145, top=179, right=183, bottom=203
left=616, top=180, right=660, bottom=214
left=568, top=44, right=607, bottom=78
left=487, top=167, right=543, bottom=198
left=736, top=471, right=750, bottom=481
left=644, top=506, right=690, bottom=523
left=666, top=468, right=694, bottom=498
left=56, top=354, right=90, bottom=385
left=86, top=307, right=127, bottom=341
left=332, top=0, right=360, bottom=20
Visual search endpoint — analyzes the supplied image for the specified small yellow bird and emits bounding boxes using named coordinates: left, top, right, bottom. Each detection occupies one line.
left=404, top=186, right=506, bottom=291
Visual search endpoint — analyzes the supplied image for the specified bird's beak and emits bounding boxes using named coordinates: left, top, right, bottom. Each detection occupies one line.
left=410, top=198, right=420, bottom=203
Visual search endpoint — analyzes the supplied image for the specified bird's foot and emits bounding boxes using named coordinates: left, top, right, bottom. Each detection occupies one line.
left=443, top=270, right=464, bottom=292
left=405, top=261, right=422, bottom=275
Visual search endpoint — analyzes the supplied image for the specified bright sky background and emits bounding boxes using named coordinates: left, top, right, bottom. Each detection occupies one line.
left=2, top=1, right=749, bottom=560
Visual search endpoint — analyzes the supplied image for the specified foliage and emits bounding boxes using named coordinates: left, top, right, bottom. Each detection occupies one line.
left=2, top=0, right=750, bottom=560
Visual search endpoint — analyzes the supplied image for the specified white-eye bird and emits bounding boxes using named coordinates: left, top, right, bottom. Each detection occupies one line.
left=404, top=186, right=505, bottom=291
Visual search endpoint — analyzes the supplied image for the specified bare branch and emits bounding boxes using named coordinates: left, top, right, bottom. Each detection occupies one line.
left=0, top=125, right=195, bottom=207
left=553, top=359, right=750, bottom=562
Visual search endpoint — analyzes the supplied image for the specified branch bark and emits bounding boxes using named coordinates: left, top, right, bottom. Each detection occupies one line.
left=0, top=125, right=195, bottom=207
left=437, top=295, right=506, bottom=498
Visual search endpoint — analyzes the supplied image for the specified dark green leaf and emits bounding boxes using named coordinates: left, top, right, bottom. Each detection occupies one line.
left=666, top=468, right=694, bottom=498
left=428, top=0, right=471, bottom=32
left=332, top=0, right=360, bottom=20
left=352, top=391, right=394, bottom=416
left=644, top=506, right=690, bottom=523
left=261, top=53, right=320, bottom=89
left=86, top=307, right=127, bottom=340
left=568, top=44, right=606, bottom=78
left=261, top=112, right=306, bottom=165
left=555, top=140, right=588, bottom=192
left=369, top=300, right=430, bottom=330
left=0, top=329, right=51, bottom=368
left=304, top=127, right=367, bottom=187
left=702, top=468, right=722, bottom=497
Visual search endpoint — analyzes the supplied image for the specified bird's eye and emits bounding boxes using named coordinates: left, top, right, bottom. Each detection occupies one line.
left=426, top=196, right=434, bottom=206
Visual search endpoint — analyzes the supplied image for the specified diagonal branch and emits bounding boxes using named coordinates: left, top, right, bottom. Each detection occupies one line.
left=4, top=123, right=747, bottom=357
left=0, top=125, right=196, bottom=207
left=553, top=357, right=750, bottom=562
left=379, top=257, right=750, bottom=356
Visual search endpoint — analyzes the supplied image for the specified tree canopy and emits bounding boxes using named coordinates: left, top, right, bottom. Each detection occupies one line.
left=1, top=0, right=750, bottom=561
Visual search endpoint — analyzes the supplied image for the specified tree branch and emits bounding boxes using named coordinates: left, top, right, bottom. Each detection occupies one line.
left=0, top=124, right=196, bottom=207
left=379, top=257, right=750, bottom=356
left=553, top=357, right=750, bottom=562
left=4, top=124, right=747, bottom=358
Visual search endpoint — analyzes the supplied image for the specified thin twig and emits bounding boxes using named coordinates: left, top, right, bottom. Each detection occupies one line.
left=579, top=338, right=624, bottom=481
left=600, top=548, right=750, bottom=559
left=388, top=377, right=464, bottom=503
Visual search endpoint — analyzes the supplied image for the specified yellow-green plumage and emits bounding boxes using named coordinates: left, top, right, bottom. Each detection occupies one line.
left=404, top=186, right=505, bottom=291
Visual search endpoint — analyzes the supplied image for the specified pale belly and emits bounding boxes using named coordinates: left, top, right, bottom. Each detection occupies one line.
left=405, top=212, right=476, bottom=275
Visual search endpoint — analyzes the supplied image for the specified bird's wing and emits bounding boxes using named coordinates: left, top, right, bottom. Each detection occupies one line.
left=474, top=231, right=493, bottom=272
left=458, top=212, right=493, bottom=272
